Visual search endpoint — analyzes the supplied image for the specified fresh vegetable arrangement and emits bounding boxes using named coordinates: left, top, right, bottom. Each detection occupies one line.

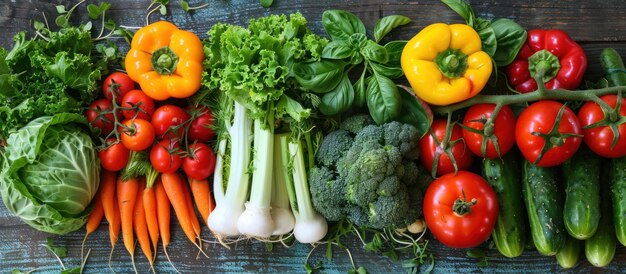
left=1, top=0, right=626, bottom=273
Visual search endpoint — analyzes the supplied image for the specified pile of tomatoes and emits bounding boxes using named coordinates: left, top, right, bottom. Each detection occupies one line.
left=85, top=72, right=216, bottom=181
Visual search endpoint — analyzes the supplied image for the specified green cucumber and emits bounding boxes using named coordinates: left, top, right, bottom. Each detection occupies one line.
left=562, top=146, right=601, bottom=239
left=609, top=156, right=626, bottom=246
left=600, top=48, right=626, bottom=88
left=556, top=236, right=582, bottom=269
left=522, top=160, right=565, bottom=256
left=585, top=164, right=617, bottom=267
left=482, top=152, right=527, bottom=258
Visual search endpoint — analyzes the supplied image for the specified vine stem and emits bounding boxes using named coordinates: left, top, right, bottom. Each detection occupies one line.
left=432, top=85, right=626, bottom=116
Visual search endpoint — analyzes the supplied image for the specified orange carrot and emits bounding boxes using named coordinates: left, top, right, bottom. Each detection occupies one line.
left=161, top=173, right=197, bottom=243
left=183, top=180, right=202, bottom=238
left=154, top=178, right=170, bottom=247
left=117, top=176, right=139, bottom=257
left=82, top=191, right=104, bottom=261
left=143, top=184, right=159, bottom=253
left=100, top=170, right=120, bottom=247
left=189, top=178, right=215, bottom=227
left=134, top=180, right=154, bottom=268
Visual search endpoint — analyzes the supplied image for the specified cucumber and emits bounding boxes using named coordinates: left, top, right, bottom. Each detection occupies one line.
left=600, top=48, right=626, bottom=89
left=585, top=164, right=617, bottom=267
left=600, top=48, right=626, bottom=246
left=482, top=152, right=527, bottom=258
left=609, top=156, right=626, bottom=246
left=556, top=236, right=582, bottom=269
left=522, top=160, right=565, bottom=256
left=562, top=145, right=600, bottom=239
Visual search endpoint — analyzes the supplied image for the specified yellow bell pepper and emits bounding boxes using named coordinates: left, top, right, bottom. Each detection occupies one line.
left=401, top=23, right=492, bottom=106
left=125, top=21, right=204, bottom=101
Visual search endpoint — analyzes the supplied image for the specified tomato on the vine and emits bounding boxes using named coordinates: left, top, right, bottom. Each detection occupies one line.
left=85, top=99, right=117, bottom=135
left=183, top=143, right=216, bottom=180
left=150, top=139, right=182, bottom=173
left=423, top=171, right=499, bottom=248
left=151, top=105, right=190, bottom=139
left=103, top=72, right=135, bottom=103
left=462, top=104, right=517, bottom=159
left=121, top=89, right=155, bottom=120
left=578, top=95, right=626, bottom=158
left=98, top=139, right=130, bottom=171
left=419, top=119, right=474, bottom=176
left=187, top=106, right=215, bottom=142
left=516, top=100, right=582, bottom=167
left=120, top=118, right=155, bottom=151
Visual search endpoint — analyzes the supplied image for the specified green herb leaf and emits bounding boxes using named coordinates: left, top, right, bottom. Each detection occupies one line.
left=260, top=0, right=273, bottom=8
left=384, top=41, right=407, bottom=66
left=319, top=75, right=354, bottom=115
left=322, top=10, right=366, bottom=41
left=369, top=61, right=404, bottom=79
left=373, top=15, right=411, bottom=42
left=474, top=18, right=497, bottom=57
left=491, top=18, right=527, bottom=66
left=293, top=60, right=346, bottom=93
left=441, top=0, right=475, bottom=26
left=361, top=40, right=389, bottom=64
left=353, top=76, right=366, bottom=107
left=61, top=267, right=82, bottom=274
left=55, top=5, right=67, bottom=14
left=55, top=16, right=68, bottom=27
left=82, top=21, right=92, bottom=32
left=366, top=74, right=401, bottom=124
left=181, top=0, right=190, bottom=12
left=397, top=85, right=433, bottom=138
left=87, top=4, right=101, bottom=19
left=277, top=95, right=310, bottom=122
left=159, top=4, right=168, bottom=15
left=45, top=237, right=68, bottom=258
left=322, top=40, right=355, bottom=60
left=33, top=21, right=45, bottom=31
left=466, top=248, right=487, bottom=259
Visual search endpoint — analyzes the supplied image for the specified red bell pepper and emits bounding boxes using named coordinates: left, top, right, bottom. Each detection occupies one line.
left=506, top=29, right=587, bottom=93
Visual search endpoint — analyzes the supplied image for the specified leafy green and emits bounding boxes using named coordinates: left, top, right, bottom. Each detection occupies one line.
left=322, top=10, right=366, bottom=41
left=491, top=18, right=527, bottom=66
left=260, top=0, right=273, bottom=8
left=0, top=113, right=99, bottom=234
left=373, top=15, right=411, bottom=43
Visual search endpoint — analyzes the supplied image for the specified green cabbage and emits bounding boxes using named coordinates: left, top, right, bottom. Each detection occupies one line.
left=0, top=113, right=100, bottom=234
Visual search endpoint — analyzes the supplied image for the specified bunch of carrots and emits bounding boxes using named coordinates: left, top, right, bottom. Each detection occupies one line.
left=83, top=160, right=215, bottom=272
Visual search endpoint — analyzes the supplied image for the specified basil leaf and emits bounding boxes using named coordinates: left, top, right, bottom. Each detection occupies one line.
left=475, top=18, right=497, bottom=57
left=441, top=0, right=475, bottom=27
left=322, top=10, right=366, bottom=41
left=277, top=95, right=310, bottom=122
left=361, top=40, right=389, bottom=64
left=319, top=75, right=354, bottom=115
left=369, top=61, right=404, bottom=79
left=366, top=74, right=401, bottom=124
left=373, top=15, right=411, bottom=42
left=384, top=41, right=407, bottom=66
left=293, top=60, right=346, bottom=93
left=491, top=18, right=527, bottom=66
left=322, top=40, right=355, bottom=60
left=353, top=76, right=366, bottom=108
left=397, top=85, right=433, bottom=138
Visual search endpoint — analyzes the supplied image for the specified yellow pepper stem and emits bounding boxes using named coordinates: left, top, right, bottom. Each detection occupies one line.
left=435, top=48, right=468, bottom=78
left=151, top=46, right=179, bottom=75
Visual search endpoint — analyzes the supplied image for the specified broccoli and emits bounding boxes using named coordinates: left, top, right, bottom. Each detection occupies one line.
left=308, top=115, right=428, bottom=230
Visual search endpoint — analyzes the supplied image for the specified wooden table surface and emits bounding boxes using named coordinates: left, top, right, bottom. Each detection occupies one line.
left=1, top=0, right=625, bottom=273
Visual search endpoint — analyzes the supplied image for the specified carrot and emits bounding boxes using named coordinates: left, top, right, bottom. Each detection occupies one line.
left=82, top=191, right=104, bottom=262
left=143, top=185, right=159, bottom=254
left=134, top=180, right=154, bottom=268
left=100, top=170, right=120, bottom=247
left=154, top=178, right=170, bottom=247
left=161, top=173, right=197, bottom=243
left=117, top=176, right=139, bottom=259
left=189, top=178, right=215, bottom=227
left=183, top=180, right=202, bottom=238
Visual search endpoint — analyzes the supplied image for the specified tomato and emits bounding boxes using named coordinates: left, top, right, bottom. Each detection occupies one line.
left=578, top=95, right=626, bottom=158
left=150, top=139, right=182, bottom=173
left=462, top=104, right=517, bottom=158
left=183, top=143, right=217, bottom=180
left=102, top=72, right=135, bottom=103
left=419, top=119, right=474, bottom=176
left=120, top=118, right=155, bottom=151
left=423, top=171, right=499, bottom=248
left=187, top=106, right=215, bottom=142
left=98, top=139, right=130, bottom=171
left=516, top=100, right=582, bottom=167
left=121, top=89, right=155, bottom=120
left=85, top=99, right=117, bottom=135
left=151, top=105, right=190, bottom=139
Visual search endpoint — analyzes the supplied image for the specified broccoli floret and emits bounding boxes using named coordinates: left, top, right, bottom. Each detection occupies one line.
left=308, top=166, right=346, bottom=221
left=315, top=129, right=353, bottom=167
left=339, top=114, right=374, bottom=134
left=309, top=115, right=429, bottom=230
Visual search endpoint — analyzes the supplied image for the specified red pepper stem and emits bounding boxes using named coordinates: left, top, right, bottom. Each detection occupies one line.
left=528, top=49, right=561, bottom=84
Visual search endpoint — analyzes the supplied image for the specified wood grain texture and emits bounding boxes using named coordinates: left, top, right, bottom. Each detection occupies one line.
left=1, top=0, right=626, bottom=273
